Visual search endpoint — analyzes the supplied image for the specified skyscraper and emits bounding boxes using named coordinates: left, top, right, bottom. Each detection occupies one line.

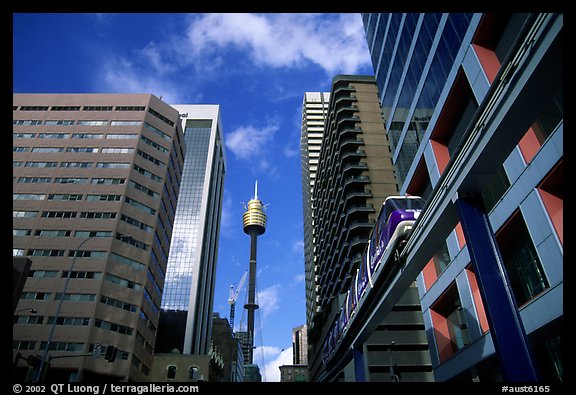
left=156, top=105, right=226, bottom=356
left=12, top=93, right=185, bottom=382
left=305, top=75, right=433, bottom=382
left=300, top=92, right=330, bottom=331
left=292, top=324, right=308, bottom=366
left=361, top=13, right=563, bottom=381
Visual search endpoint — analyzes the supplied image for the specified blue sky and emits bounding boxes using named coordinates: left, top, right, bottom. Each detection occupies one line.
left=13, top=13, right=374, bottom=381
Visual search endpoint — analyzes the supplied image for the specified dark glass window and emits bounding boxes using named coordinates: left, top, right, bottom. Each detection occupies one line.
left=496, top=211, right=549, bottom=306
left=167, top=365, right=177, bottom=380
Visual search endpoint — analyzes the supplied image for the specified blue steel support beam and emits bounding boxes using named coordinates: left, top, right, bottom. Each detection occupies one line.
left=456, top=196, right=539, bottom=382
left=353, top=345, right=366, bottom=382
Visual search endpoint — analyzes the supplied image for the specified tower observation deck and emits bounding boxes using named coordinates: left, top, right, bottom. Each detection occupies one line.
left=242, top=181, right=267, bottom=365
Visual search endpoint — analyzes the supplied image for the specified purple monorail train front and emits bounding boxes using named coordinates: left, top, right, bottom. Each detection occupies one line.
left=368, top=196, right=425, bottom=278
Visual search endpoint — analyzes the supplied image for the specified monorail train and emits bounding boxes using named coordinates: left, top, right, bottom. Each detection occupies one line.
left=322, top=195, right=425, bottom=364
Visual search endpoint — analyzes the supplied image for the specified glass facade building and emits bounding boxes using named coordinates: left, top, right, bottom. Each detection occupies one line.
left=157, top=105, right=226, bottom=356
left=362, top=13, right=563, bottom=381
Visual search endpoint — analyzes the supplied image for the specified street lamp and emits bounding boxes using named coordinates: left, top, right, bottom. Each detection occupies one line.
left=35, top=236, right=96, bottom=382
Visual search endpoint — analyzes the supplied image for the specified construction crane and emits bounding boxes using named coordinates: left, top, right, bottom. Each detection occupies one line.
left=228, top=270, right=247, bottom=332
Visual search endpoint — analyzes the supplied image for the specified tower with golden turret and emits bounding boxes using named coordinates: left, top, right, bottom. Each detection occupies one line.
left=242, top=181, right=267, bottom=365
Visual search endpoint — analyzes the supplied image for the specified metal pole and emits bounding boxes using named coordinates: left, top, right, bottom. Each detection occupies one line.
left=35, top=236, right=96, bottom=382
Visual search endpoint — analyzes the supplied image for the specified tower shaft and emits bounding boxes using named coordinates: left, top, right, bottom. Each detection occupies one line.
left=244, top=231, right=259, bottom=364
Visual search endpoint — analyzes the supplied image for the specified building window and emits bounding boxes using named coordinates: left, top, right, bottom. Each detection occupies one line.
left=13, top=248, right=26, bottom=256
left=101, top=147, right=134, bottom=154
left=66, top=147, right=99, bottom=153
left=106, top=133, right=138, bottom=139
left=19, top=106, right=49, bottom=111
left=167, top=365, right=177, bottom=380
left=115, top=106, right=145, bottom=111
left=13, top=341, right=37, bottom=350
left=25, top=161, right=58, bottom=168
left=430, top=282, right=470, bottom=362
left=537, top=160, right=563, bottom=245
left=110, top=120, right=142, bottom=126
left=44, top=120, right=75, bottom=125
left=60, top=162, right=92, bottom=168
left=189, top=366, right=199, bottom=381
left=94, top=319, right=133, bottom=335
left=496, top=210, right=549, bottom=306
left=86, top=194, right=122, bottom=201
left=71, top=133, right=104, bottom=139
left=41, top=211, right=77, bottom=218
left=51, top=106, right=80, bottom=111
left=148, top=108, right=175, bottom=126
left=79, top=211, right=116, bottom=219
left=77, top=120, right=108, bottom=126
left=83, top=106, right=113, bottom=111
left=47, top=194, right=83, bottom=201
left=480, top=164, right=511, bottom=213
left=432, top=241, right=451, bottom=275
left=14, top=210, right=39, bottom=218
left=13, top=133, right=36, bottom=138
left=74, top=230, right=113, bottom=238
left=34, top=230, right=71, bottom=237
left=68, top=250, right=107, bottom=258
left=95, top=162, right=130, bottom=169
left=55, top=177, right=89, bottom=184
left=13, top=229, right=32, bottom=236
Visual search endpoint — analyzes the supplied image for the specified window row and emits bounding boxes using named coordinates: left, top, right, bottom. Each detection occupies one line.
left=13, top=146, right=135, bottom=153
left=14, top=161, right=131, bottom=168
left=15, top=105, right=146, bottom=112
left=14, top=119, right=143, bottom=126
left=13, top=210, right=117, bottom=219
left=13, top=132, right=139, bottom=139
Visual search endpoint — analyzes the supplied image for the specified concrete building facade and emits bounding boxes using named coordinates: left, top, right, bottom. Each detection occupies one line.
left=305, top=76, right=433, bottom=382
left=12, top=93, right=186, bottom=381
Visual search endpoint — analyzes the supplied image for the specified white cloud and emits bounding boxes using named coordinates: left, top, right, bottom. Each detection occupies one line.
left=283, top=145, right=300, bottom=158
left=292, top=240, right=304, bottom=254
left=294, top=274, right=305, bottom=283
left=99, top=56, right=192, bottom=104
left=186, top=13, right=371, bottom=75
left=219, top=191, right=236, bottom=238
left=225, top=123, right=279, bottom=161
left=257, top=284, right=280, bottom=319
left=138, top=42, right=177, bottom=74
left=95, top=14, right=371, bottom=103
left=253, top=346, right=293, bottom=382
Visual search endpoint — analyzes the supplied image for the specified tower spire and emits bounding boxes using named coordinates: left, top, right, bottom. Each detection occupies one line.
left=254, top=180, right=258, bottom=200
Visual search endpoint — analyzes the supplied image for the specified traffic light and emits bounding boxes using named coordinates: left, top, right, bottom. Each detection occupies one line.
left=104, top=345, right=117, bottom=362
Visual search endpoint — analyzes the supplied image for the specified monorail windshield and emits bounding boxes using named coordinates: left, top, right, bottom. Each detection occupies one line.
left=381, top=197, right=425, bottom=224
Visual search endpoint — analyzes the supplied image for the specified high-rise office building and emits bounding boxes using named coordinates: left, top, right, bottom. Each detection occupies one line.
left=361, top=13, right=563, bottom=381
left=12, top=93, right=186, bottom=381
left=292, top=324, right=308, bottom=365
left=155, top=105, right=226, bottom=356
left=300, top=92, right=330, bottom=330
left=305, top=75, right=433, bottom=382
